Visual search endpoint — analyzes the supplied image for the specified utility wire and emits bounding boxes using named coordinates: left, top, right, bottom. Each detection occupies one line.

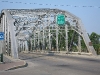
left=1, top=0, right=100, bottom=9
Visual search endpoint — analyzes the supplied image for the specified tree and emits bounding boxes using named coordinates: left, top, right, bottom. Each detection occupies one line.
left=68, top=30, right=79, bottom=52
left=89, top=32, right=100, bottom=54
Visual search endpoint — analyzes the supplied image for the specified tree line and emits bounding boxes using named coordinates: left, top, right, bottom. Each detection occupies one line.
left=27, top=30, right=100, bottom=55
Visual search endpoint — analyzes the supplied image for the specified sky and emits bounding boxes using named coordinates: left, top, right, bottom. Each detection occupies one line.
left=0, top=0, right=100, bottom=34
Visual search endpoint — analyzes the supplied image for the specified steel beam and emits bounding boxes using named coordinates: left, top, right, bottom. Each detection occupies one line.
left=0, top=9, right=97, bottom=56
left=2, top=10, right=18, bottom=58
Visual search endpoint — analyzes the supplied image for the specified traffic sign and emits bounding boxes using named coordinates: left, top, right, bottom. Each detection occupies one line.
left=0, top=32, right=4, bottom=40
left=56, top=14, right=65, bottom=25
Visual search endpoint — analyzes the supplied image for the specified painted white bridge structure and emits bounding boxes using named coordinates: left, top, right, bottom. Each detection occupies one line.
left=0, top=9, right=97, bottom=58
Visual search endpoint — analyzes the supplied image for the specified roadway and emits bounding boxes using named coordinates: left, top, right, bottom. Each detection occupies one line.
left=0, top=52, right=100, bottom=75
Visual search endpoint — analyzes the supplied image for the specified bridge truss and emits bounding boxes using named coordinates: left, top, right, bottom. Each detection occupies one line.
left=0, top=9, right=97, bottom=58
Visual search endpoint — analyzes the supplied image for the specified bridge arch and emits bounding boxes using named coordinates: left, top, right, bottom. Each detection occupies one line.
left=0, top=9, right=97, bottom=58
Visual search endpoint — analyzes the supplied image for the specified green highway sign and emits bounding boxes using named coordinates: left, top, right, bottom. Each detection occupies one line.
left=56, top=14, right=65, bottom=25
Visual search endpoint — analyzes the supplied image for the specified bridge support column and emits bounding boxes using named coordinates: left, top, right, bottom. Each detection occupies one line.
left=4, top=15, right=10, bottom=55
left=2, top=15, right=5, bottom=54
left=65, top=25, right=68, bottom=53
left=7, top=22, right=10, bottom=55
left=78, top=35, right=81, bottom=52
left=18, top=40, right=20, bottom=52
left=56, top=25, right=58, bottom=52
left=42, top=27, right=45, bottom=51
left=38, top=31, right=40, bottom=51
left=78, top=20, right=97, bottom=56
left=3, top=10, right=18, bottom=58
left=34, top=31, right=36, bottom=51
left=0, top=17, right=3, bottom=56
left=20, top=41, right=22, bottom=52
left=21, top=41, right=24, bottom=51
left=25, top=41, right=28, bottom=52
left=49, top=27, right=51, bottom=51
left=30, top=38, right=33, bottom=51
left=9, top=22, right=18, bottom=58
left=0, top=18, right=2, bottom=54
left=0, top=18, right=3, bottom=56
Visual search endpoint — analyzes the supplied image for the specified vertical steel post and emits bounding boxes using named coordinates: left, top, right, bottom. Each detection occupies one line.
left=38, top=31, right=40, bottom=50
left=0, top=18, right=3, bottom=60
left=78, top=35, right=81, bottom=52
left=42, top=26, right=45, bottom=51
left=78, top=20, right=97, bottom=55
left=48, top=15, right=51, bottom=51
left=49, top=27, right=51, bottom=51
left=25, top=41, right=28, bottom=52
left=56, top=25, right=58, bottom=52
left=2, top=15, right=5, bottom=53
left=65, top=25, right=68, bottom=53
left=31, top=38, right=32, bottom=51
left=0, top=16, right=4, bottom=62
left=0, top=41, right=3, bottom=62
left=6, top=15, right=8, bottom=54
left=4, top=10, right=19, bottom=58
left=34, top=31, right=36, bottom=50
left=18, top=40, right=20, bottom=52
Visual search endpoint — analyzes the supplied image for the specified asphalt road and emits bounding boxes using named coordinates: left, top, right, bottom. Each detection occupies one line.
left=0, top=52, right=100, bottom=75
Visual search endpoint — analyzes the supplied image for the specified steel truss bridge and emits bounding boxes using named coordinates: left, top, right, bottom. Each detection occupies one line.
left=0, top=9, right=97, bottom=58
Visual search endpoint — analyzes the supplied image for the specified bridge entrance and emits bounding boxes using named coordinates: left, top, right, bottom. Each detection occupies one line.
left=0, top=9, right=97, bottom=58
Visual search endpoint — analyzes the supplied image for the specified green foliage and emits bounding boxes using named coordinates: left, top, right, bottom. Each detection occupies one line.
left=27, top=40, right=31, bottom=51
left=81, top=38, right=88, bottom=52
left=68, top=30, right=78, bottom=51
left=58, top=30, right=66, bottom=51
left=89, top=32, right=100, bottom=44
left=89, top=32, right=100, bottom=55
left=52, top=37, right=56, bottom=49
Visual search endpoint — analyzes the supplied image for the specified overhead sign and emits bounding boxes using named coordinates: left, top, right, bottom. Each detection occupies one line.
left=56, top=14, right=65, bottom=25
left=0, top=32, right=4, bottom=40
